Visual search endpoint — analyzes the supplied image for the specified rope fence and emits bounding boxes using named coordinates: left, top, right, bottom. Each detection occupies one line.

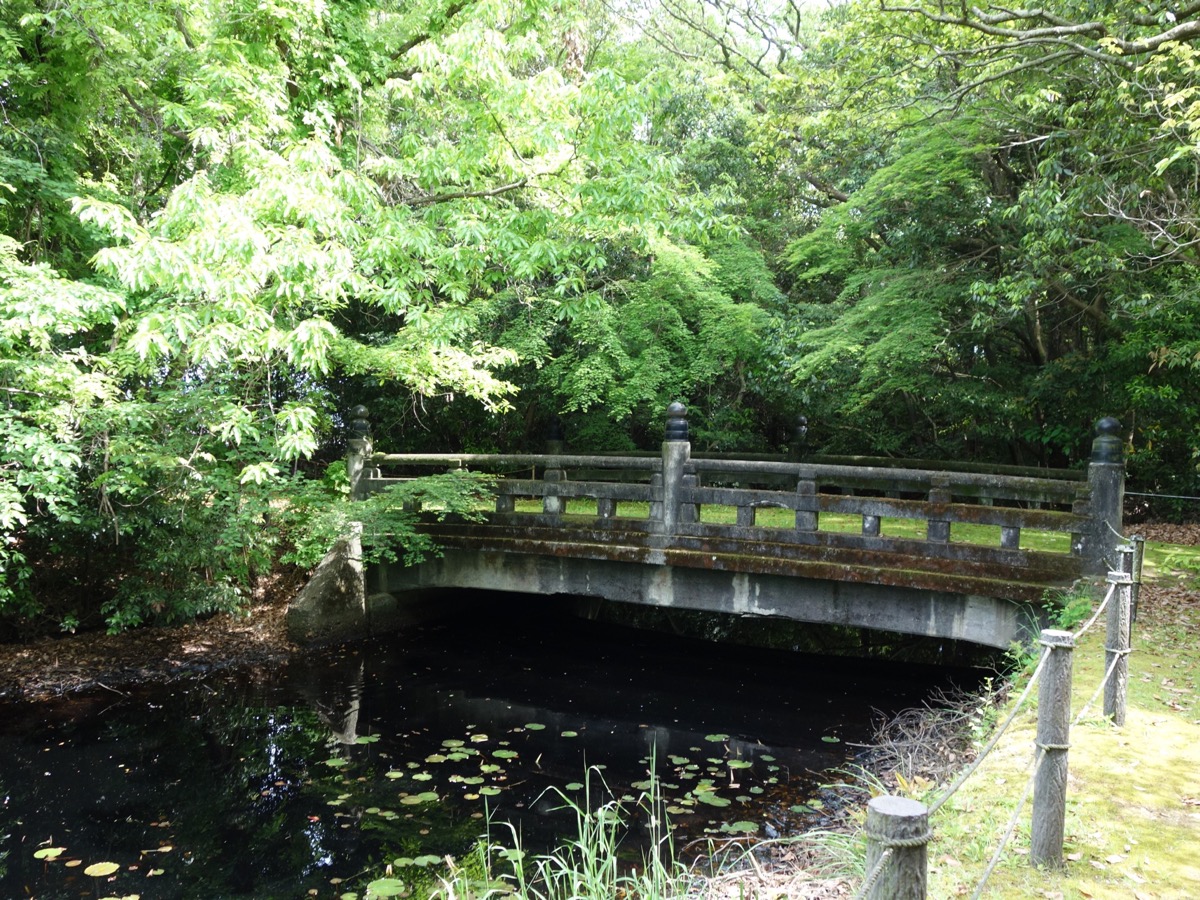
left=855, top=540, right=1140, bottom=899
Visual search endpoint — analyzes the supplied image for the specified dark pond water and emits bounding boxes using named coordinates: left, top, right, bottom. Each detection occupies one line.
left=0, top=597, right=985, bottom=899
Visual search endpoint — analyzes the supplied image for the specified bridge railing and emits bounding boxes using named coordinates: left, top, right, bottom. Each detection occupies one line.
left=344, top=403, right=1124, bottom=582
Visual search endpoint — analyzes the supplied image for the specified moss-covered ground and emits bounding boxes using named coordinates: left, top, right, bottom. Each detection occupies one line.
left=916, top=543, right=1200, bottom=899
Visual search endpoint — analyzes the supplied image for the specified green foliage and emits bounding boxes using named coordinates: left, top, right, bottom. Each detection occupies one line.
left=0, top=0, right=716, bottom=634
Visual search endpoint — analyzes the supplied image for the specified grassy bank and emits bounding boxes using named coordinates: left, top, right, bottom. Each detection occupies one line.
left=918, top=555, right=1200, bottom=899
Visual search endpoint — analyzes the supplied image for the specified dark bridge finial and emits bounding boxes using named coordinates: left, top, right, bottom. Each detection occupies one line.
left=1091, top=416, right=1122, bottom=464
left=665, top=401, right=688, bottom=442
left=349, top=405, right=371, bottom=439
left=789, top=414, right=809, bottom=461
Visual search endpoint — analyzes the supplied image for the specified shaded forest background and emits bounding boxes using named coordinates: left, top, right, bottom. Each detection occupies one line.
left=3, top=0, right=1200, bottom=636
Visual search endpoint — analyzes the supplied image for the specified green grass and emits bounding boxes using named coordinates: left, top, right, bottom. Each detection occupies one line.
left=357, top=767, right=691, bottom=900
left=909, top=544, right=1200, bottom=898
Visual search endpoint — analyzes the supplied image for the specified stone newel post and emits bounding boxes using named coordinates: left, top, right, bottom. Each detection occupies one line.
left=347, top=405, right=372, bottom=500
left=660, top=401, right=691, bottom=535
left=543, top=416, right=566, bottom=515
left=1085, top=417, right=1125, bottom=575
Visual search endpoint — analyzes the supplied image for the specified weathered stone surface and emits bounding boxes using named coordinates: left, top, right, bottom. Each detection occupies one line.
left=381, top=548, right=1039, bottom=650
left=286, top=533, right=367, bottom=645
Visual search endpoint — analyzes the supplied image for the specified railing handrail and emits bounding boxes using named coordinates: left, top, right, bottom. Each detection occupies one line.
left=368, top=452, right=662, bottom=472
left=367, top=452, right=1084, bottom=505
left=491, top=449, right=1087, bottom=481
left=688, top=458, right=1085, bottom=504
left=345, top=404, right=1124, bottom=578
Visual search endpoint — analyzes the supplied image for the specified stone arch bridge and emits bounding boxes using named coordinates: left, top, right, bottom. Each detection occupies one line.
left=288, top=406, right=1125, bottom=654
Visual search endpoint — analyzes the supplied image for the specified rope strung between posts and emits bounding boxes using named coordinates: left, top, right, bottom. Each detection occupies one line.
left=927, top=643, right=1051, bottom=816
left=968, top=747, right=1047, bottom=900
left=1073, top=645, right=1134, bottom=726
left=853, top=847, right=892, bottom=899
left=1072, top=581, right=1116, bottom=641
left=852, top=828, right=936, bottom=900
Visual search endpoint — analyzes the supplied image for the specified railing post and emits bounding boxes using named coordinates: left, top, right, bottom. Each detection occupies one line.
left=543, top=417, right=566, bottom=516
left=1031, top=628, right=1074, bottom=868
left=864, top=795, right=928, bottom=899
left=1104, top=545, right=1134, bottom=726
left=1000, top=525, right=1021, bottom=550
left=660, top=401, right=690, bottom=535
left=795, top=467, right=818, bottom=532
left=926, top=476, right=950, bottom=543
left=347, top=405, right=372, bottom=500
left=1085, top=417, right=1124, bottom=575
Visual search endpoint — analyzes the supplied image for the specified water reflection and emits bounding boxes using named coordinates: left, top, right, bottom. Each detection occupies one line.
left=0, top=597, right=984, bottom=898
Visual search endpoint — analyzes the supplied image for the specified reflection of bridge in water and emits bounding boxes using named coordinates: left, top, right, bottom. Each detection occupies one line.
left=292, top=405, right=1125, bottom=653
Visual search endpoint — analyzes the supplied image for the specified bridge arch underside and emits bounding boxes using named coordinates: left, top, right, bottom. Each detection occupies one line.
left=371, top=549, right=1046, bottom=652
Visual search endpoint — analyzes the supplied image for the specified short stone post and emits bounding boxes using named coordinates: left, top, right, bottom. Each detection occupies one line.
left=1031, top=628, right=1074, bottom=868
left=795, top=467, right=818, bottom=532
left=543, top=417, right=566, bottom=516
left=1085, top=417, right=1125, bottom=575
left=1104, top=545, right=1134, bottom=726
left=347, top=405, right=372, bottom=500
left=926, top=476, right=951, bottom=543
left=863, top=795, right=929, bottom=899
left=660, top=402, right=690, bottom=535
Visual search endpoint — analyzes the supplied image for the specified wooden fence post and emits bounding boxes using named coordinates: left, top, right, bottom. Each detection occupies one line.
left=1104, top=545, right=1134, bottom=726
left=660, top=401, right=690, bottom=535
left=864, top=795, right=929, bottom=899
left=1031, top=628, right=1074, bottom=868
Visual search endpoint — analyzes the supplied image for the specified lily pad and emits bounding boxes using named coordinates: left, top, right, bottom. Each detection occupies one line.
left=722, top=821, right=759, bottom=834
left=34, top=847, right=65, bottom=861
left=821, top=735, right=840, bottom=743
left=84, top=861, right=120, bottom=877
left=727, top=759, right=752, bottom=769
left=561, top=730, right=578, bottom=738
left=524, top=723, right=546, bottom=731
left=565, top=782, right=584, bottom=791
left=355, top=735, right=380, bottom=744
left=399, top=791, right=439, bottom=805
left=323, top=757, right=349, bottom=768
left=694, top=792, right=731, bottom=808
left=366, top=877, right=406, bottom=897
left=704, top=733, right=729, bottom=742
left=493, top=749, right=518, bottom=760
